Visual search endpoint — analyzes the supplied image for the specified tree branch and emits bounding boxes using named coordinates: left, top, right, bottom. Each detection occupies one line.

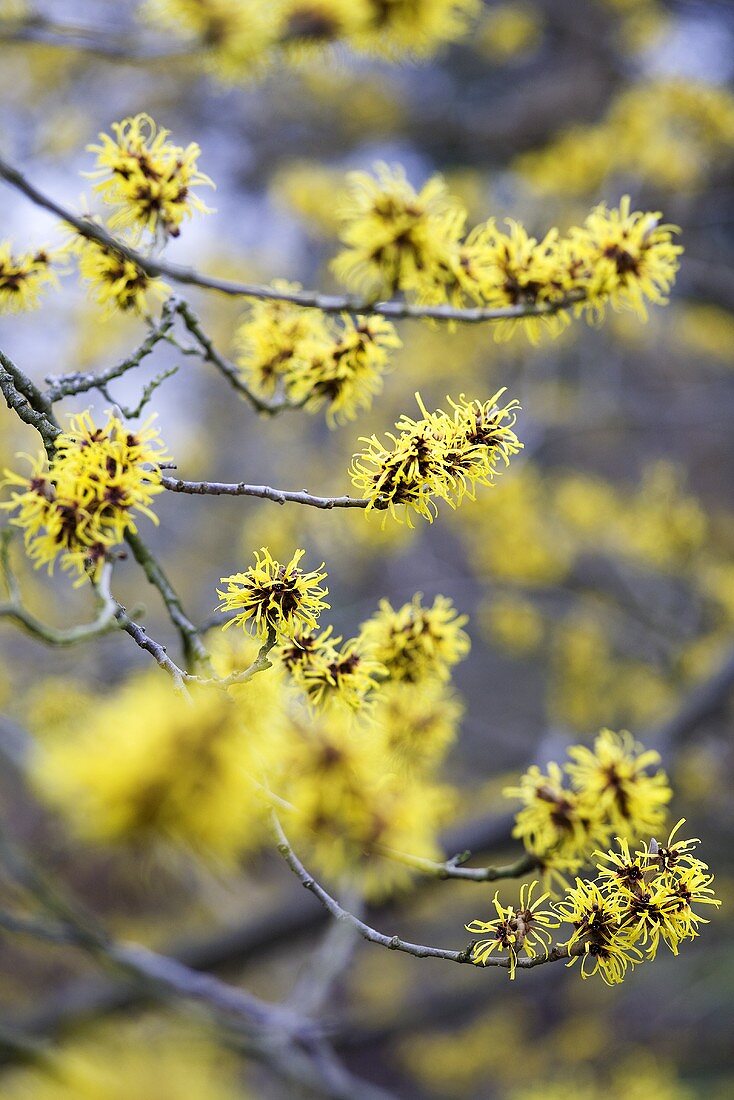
left=161, top=475, right=373, bottom=511
left=271, top=815, right=571, bottom=972
left=0, top=156, right=584, bottom=326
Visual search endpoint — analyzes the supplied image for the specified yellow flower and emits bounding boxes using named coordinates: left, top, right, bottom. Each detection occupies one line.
left=234, top=281, right=332, bottom=398
left=281, top=705, right=451, bottom=895
left=0, top=241, right=60, bottom=313
left=32, top=672, right=281, bottom=859
left=565, top=728, right=672, bottom=836
left=350, top=391, right=521, bottom=524
left=86, top=113, right=214, bottom=239
left=285, top=314, right=401, bottom=425
left=2, top=411, right=169, bottom=581
left=354, top=0, right=480, bottom=57
left=374, top=678, right=462, bottom=773
left=504, top=761, right=601, bottom=871
left=296, top=635, right=386, bottom=711
left=218, top=547, right=329, bottom=640
left=558, top=881, right=643, bottom=985
left=568, top=195, right=682, bottom=322
left=73, top=234, right=169, bottom=314
left=466, top=881, right=558, bottom=979
left=332, top=163, right=466, bottom=298
left=359, top=593, right=470, bottom=682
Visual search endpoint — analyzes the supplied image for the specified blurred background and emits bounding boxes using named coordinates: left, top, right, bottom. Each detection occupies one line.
left=1, top=0, right=733, bottom=1096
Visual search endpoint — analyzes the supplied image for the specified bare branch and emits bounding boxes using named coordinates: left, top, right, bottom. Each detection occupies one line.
left=271, top=815, right=572, bottom=972
left=374, top=844, right=540, bottom=883
left=161, top=475, right=373, bottom=511
left=44, top=298, right=178, bottom=401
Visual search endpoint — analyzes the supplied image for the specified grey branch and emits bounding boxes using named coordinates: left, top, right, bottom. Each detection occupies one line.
left=161, top=475, right=372, bottom=511
left=0, top=155, right=584, bottom=326
left=272, top=814, right=572, bottom=972
left=44, top=298, right=178, bottom=401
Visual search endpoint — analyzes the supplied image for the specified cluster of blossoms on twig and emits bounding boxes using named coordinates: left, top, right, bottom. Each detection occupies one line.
left=32, top=583, right=470, bottom=896
left=333, top=164, right=682, bottom=341
left=504, top=729, right=672, bottom=881
left=350, top=389, right=523, bottom=524
left=0, top=241, right=59, bottom=313
left=217, top=547, right=329, bottom=641
left=466, top=821, right=719, bottom=985
left=1, top=412, right=169, bottom=581
left=141, top=0, right=480, bottom=81
left=235, top=289, right=401, bottom=423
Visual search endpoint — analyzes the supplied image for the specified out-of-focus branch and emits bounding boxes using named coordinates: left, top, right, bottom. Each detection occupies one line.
left=161, top=475, right=374, bottom=511
left=0, top=543, right=118, bottom=646
left=0, top=156, right=584, bottom=325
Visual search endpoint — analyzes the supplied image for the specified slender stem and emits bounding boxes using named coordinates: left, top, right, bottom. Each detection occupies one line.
left=161, top=475, right=372, bottom=511
left=0, top=156, right=585, bottom=326
left=174, top=300, right=282, bottom=414
left=123, top=530, right=212, bottom=673
left=44, top=298, right=178, bottom=401
left=375, top=845, right=541, bottom=882
left=271, top=815, right=571, bottom=971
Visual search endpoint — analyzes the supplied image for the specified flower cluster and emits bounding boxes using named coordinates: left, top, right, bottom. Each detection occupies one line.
left=359, top=593, right=470, bottom=682
left=466, top=822, right=719, bottom=985
left=72, top=233, right=169, bottom=315
left=279, top=629, right=385, bottom=711
left=32, top=667, right=285, bottom=858
left=518, top=78, right=734, bottom=196
left=556, top=822, right=720, bottom=984
left=504, top=729, right=672, bottom=876
left=0, top=241, right=59, bottom=313
left=333, top=165, right=682, bottom=341
left=235, top=287, right=401, bottom=423
left=86, top=113, right=214, bottom=239
left=2, top=412, right=169, bottom=581
left=350, top=390, right=522, bottom=524
left=142, top=1, right=479, bottom=82
left=218, top=547, right=329, bottom=640
left=466, top=882, right=558, bottom=979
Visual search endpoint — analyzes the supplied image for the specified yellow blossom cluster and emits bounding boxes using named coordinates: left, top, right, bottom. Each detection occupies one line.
left=333, top=165, right=681, bottom=339
left=0, top=1017, right=249, bottom=1100
left=274, top=591, right=468, bottom=891
left=466, top=820, right=719, bottom=985
left=504, top=729, right=672, bottom=875
left=33, top=589, right=468, bottom=894
left=0, top=240, right=60, bottom=313
left=235, top=287, right=401, bottom=423
left=218, top=547, right=329, bottom=641
left=85, top=113, right=214, bottom=240
left=1, top=411, right=169, bottom=581
left=350, top=390, right=522, bottom=524
left=141, top=0, right=480, bottom=82
left=517, top=80, right=734, bottom=196
left=32, top=666, right=286, bottom=858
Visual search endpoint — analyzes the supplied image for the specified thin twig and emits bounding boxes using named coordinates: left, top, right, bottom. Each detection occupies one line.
left=44, top=298, right=178, bottom=401
left=0, top=551, right=119, bottom=647
left=271, top=815, right=571, bottom=972
left=374, top=845, right=540, bottom=882
left=123, top=530, right=212, bottom=673
left=161, top=475, right=372, bottom=511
